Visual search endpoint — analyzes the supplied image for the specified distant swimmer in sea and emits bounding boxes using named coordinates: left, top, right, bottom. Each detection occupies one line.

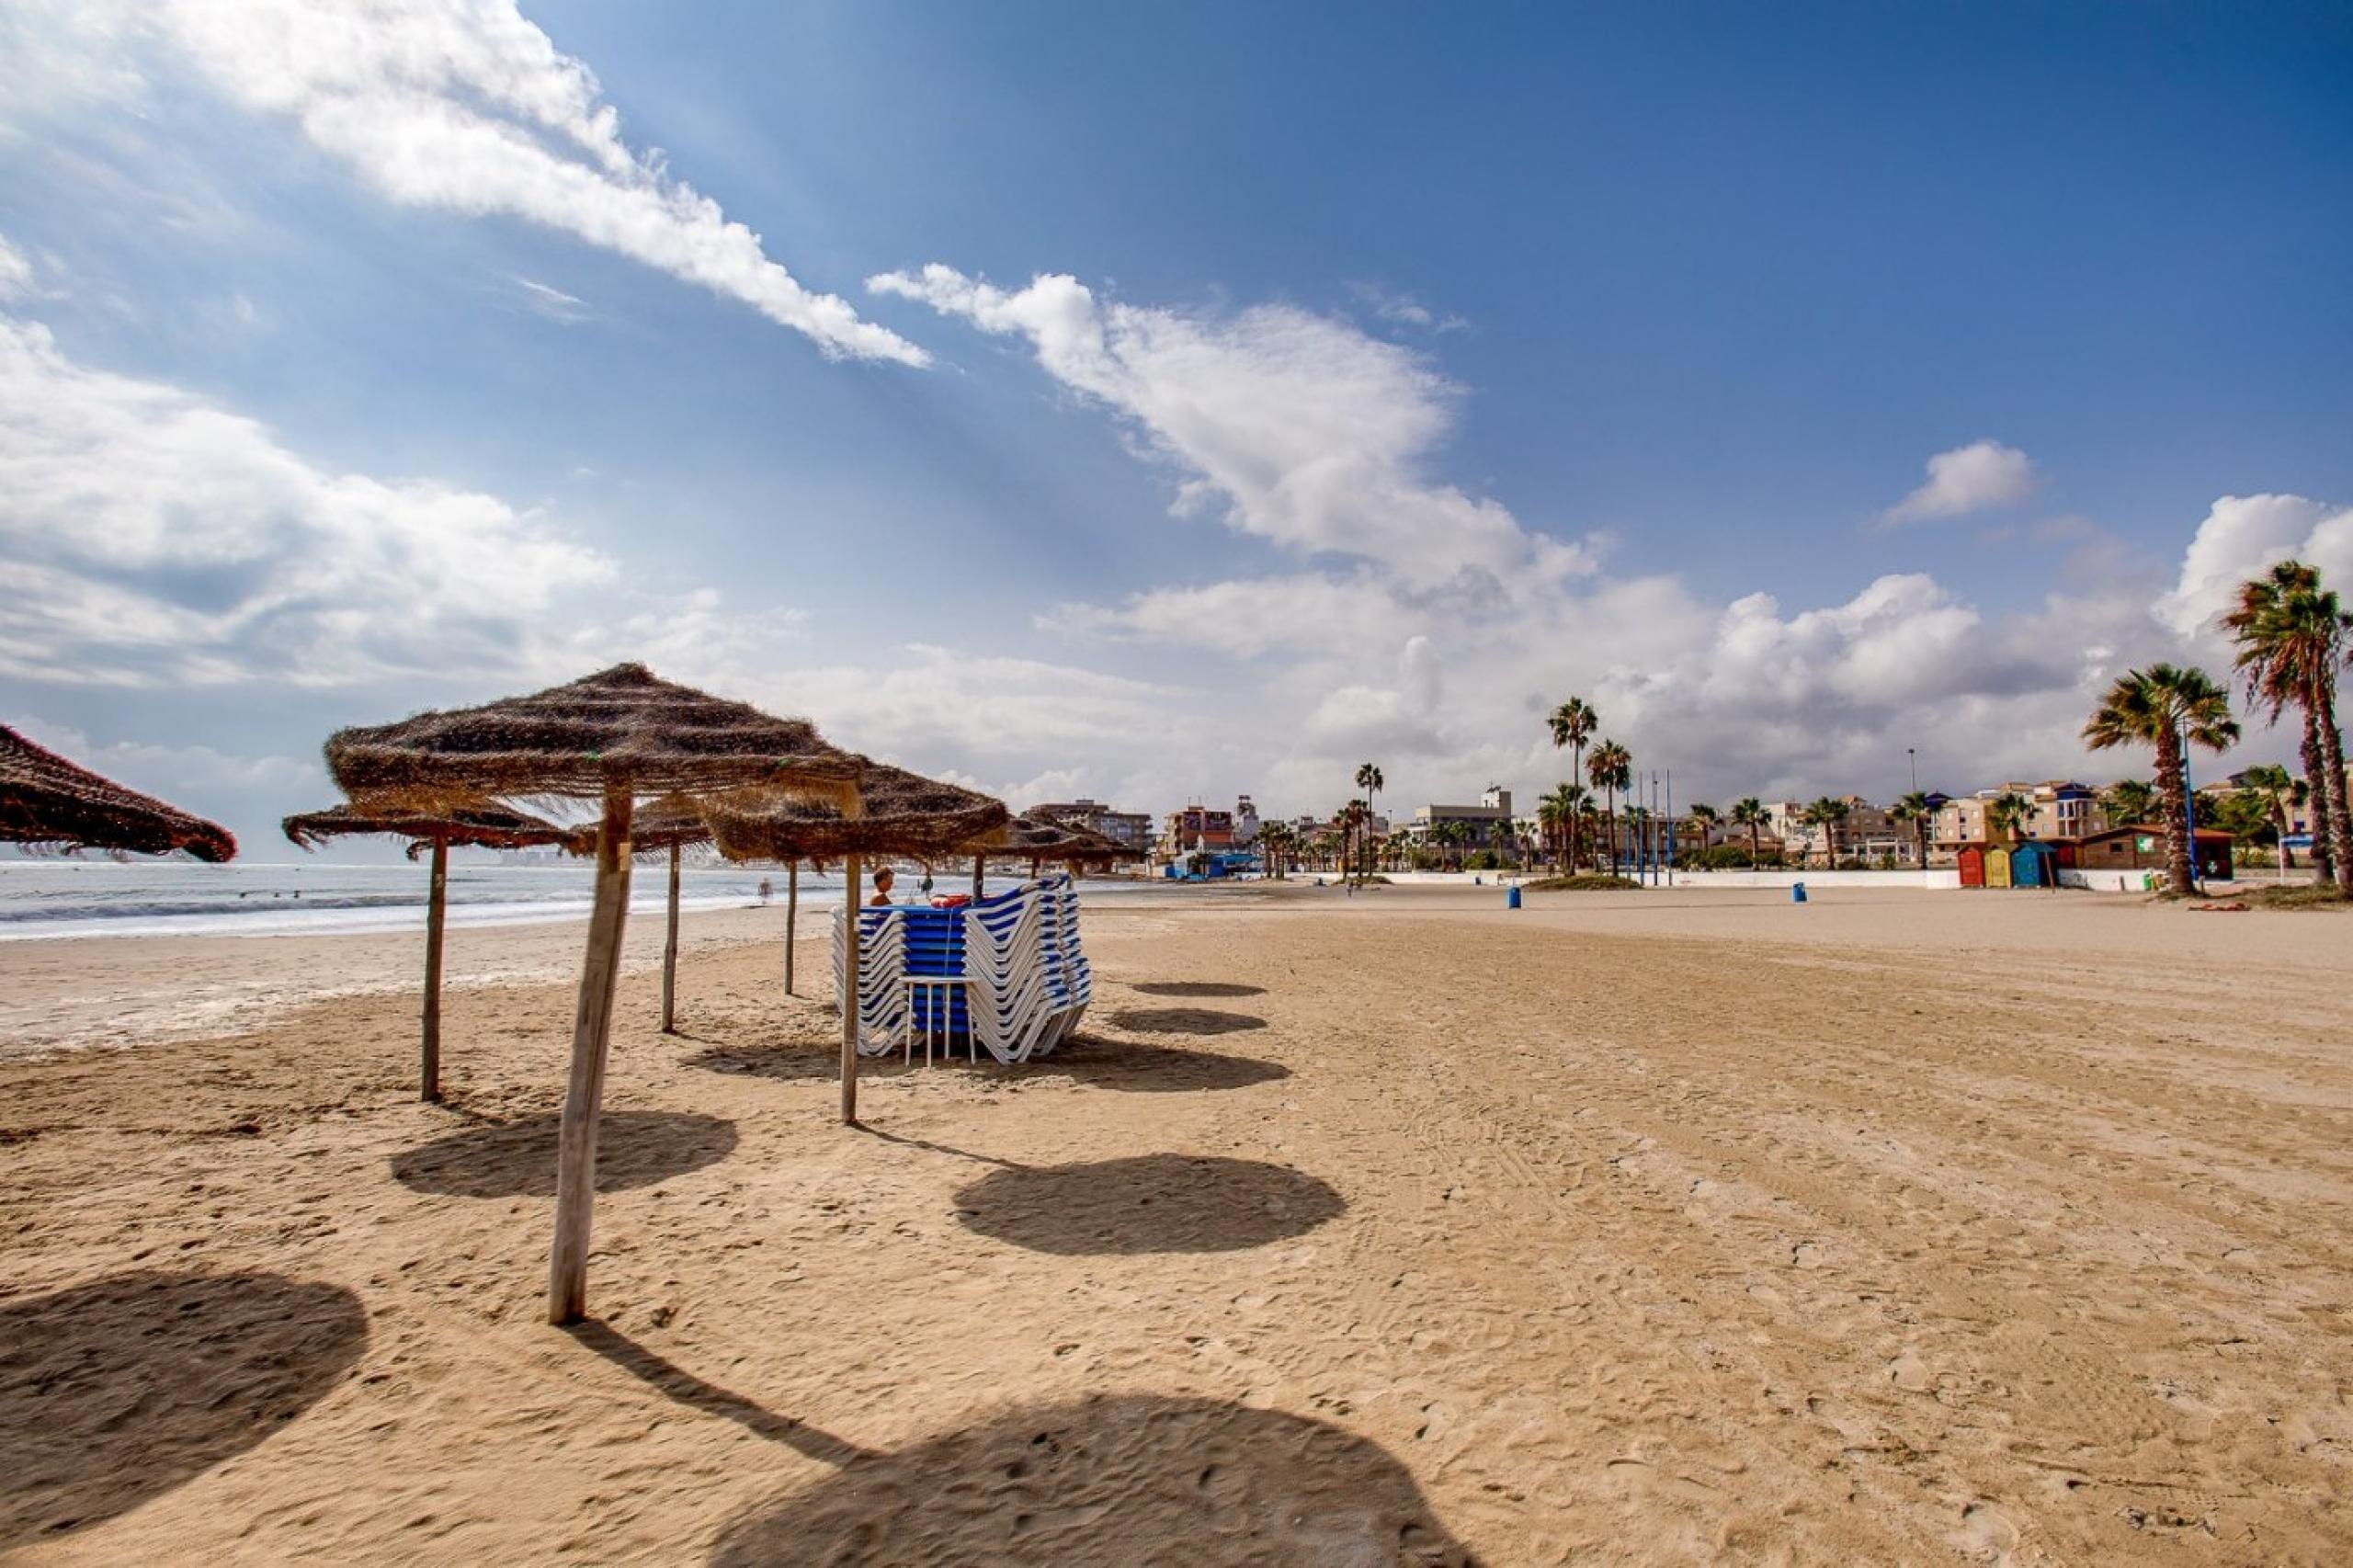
left=757, top=877, right=772, bottom=904
left=870, top=868, right=896, bottom=906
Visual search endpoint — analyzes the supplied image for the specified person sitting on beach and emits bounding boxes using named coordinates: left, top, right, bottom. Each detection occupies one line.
left=870, top=868, right=897, bottom=906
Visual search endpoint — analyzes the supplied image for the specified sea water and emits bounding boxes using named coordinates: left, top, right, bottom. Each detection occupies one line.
left=0, top=858, right=1108, bottom=942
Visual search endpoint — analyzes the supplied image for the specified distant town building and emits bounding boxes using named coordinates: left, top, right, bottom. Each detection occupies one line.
left=2200, top=772, right=2318, bottom=843
left=1233, top=794, right=1260, bottom=846
left=1407, top=787, right=1515, bottom=850
left=1029, top=798, right=1154, bottom=854
left=1161, top=803, right=1234, bottom=857
left=1931, top=781, right=2109, bottom=863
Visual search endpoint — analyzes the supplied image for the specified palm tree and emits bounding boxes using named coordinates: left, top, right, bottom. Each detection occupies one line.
left=1802, top=796, right=1850, bottom=869
left=1336, top=798, right=1370, bottom=883
left=1353, top=763, right=1385, bottom=884
left=1686, top=802, right=1720, bottom=859
left=1588, top=739, right=1631, bottom=872
left=2101, top=778, right=2158, bottom=829
left=1539, top=783, right=1583, bottom=869
left=1257, top=821, right=1294, bottom=879
left=2222, top=561, right=2351, bottom=890
left=2083, top=664, right=2240, bottom=894
left=1730, top=797, right=1768, bottom=866
left=1534, top=793, right=1563, bottom=868
left=1888, top=790, right=1933, bottom=867
left=1986, top=790, right=2032, bottom=845
left=2239, top=763, right=2304, bottom=876
left=1549, top=699, right=1596, bottom=867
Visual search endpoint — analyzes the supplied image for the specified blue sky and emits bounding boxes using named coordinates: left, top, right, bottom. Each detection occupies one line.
left=2, top=0, right=2349, bottom=853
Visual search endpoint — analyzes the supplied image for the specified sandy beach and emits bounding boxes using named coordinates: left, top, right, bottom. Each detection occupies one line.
left=3, top=882, right=2349, bottom=1563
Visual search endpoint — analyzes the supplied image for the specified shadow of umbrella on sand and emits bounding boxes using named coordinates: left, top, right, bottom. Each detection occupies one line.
left=391, top=1110, right=738, bottom=1199
left=0, top=1271, right=368, bottom=1550
left=707, top=1392, right=1472, bottom=1566
left=872, top=1142, right=1345, bottom=1256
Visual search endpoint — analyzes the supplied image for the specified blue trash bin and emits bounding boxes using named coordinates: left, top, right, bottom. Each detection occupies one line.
left=1791, top=882, right=1808, bottom=903
left=1506, top=885, right=1522, bottom=910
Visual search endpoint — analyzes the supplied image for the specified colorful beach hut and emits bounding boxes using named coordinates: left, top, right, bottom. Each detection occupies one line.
left=324, top=663, right=867, bottom=1325
left=1957, top=844, right=1987, bottom=888
left=0, top=723, right=236, bottom=862
left=285, top=801, right=568, bottom=1101
left=1984, top=846, right=2014, bottom=888
left=2009, top=840, right=2060, bottom=889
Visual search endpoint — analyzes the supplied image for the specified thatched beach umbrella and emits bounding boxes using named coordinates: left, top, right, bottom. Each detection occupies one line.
left=324, top=664, right=863, bottom=1325
left=561, top=794, right=714, bottom=1037
left=703, top=764, right=1008, bottom=1103
left=0, top=724, right=236, bottom=861
left=958, top=814, right=1129, bottom=892
left=284, top=801, right=568, bottom=1102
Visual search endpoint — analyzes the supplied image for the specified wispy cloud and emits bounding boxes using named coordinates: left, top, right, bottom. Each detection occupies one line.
left=870, top=264, right=1579, bottom=585
left=0, top=306, right=616, bottom=686
left=1882, top=438, right=2037, bottom=524
left=1347, top=280, right=1467, bottom=334
left=40, top=0, right=928, bottom=365
left=509, top=275, right=592, bottom=324
left=0, top=233, right=32, bottom=301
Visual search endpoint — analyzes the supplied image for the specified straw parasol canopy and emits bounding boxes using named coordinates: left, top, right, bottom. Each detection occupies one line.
left=323, top=663, right=870, bottom=1326
left=0, top=724, right=237, bottom=862
left=284, top=801, right=568, bottom=857
left=964, top=814, right=1129, bottom=865
left=558, top=793, right=713, bottom=858
left=324, top=662, right=862, bottom=812
left=703, top=761, right=1008, bottom=865
left=282, top=798, right=570, bottom=1105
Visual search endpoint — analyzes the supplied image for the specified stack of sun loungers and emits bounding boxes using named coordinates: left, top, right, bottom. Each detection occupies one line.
left=832, top=873, right=1092, bottom=1063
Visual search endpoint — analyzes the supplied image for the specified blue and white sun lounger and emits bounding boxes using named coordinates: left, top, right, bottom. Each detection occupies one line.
left=832, top=873, right=1093, bottom=1062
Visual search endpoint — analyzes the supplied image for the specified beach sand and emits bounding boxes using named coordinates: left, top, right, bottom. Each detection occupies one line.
left=2, top=883, right=2347, bottom=1563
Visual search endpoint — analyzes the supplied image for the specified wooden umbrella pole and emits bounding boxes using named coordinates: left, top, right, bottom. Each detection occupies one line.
left=660, top=840, right=681, bottom=1034
left=972, top=853, right=983, bottom=900
left=840, top=851, right=862, bottom=1124
left=784, top=860, right=798, bottom=995
left=550, top=784, right=634, bottom=1326
left=421, top=835, right=449, bottom=1103
left=840, top=772, right=867, bottom=1126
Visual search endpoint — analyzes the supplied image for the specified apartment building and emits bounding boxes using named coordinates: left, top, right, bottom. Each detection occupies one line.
left=1029, top=798, right=1154, bottom=855
left=1407, top=787, right=1516, bottom=849
left=1931, top=780, right=2109, bottom=863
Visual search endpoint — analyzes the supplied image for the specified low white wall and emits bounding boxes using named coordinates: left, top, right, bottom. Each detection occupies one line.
left=2059, top=868, right=2159, bottom=892
left=1673, top=869, right=1959, bottom=890
left=1321, top=869, right=1966, bottom=890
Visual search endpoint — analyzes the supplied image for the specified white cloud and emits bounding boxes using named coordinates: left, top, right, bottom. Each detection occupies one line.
left=1040, top=572, right=1408, bottom=658
left=1883, top=439, right=2038, bottom=523
left=869, top=264, right=1585, bottom=585
left=7, top=715, right=319, bottom=797
left=33, top=0, right=926, bottom=364
left=893, top=269, right=2228, bottom=810
left=0, top=233, right=32, bottom=301
left=2156, top=493, right=2353, bottom=641
left=0, top=308, right=619, bottom=686
left=510, top=275, right=590, bottom=324
left=1347, top=281, right=1467, bottom=334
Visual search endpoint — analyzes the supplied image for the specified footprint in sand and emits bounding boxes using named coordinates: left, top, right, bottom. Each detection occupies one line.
left=1955, top=1500, right=2018, bottom=1561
